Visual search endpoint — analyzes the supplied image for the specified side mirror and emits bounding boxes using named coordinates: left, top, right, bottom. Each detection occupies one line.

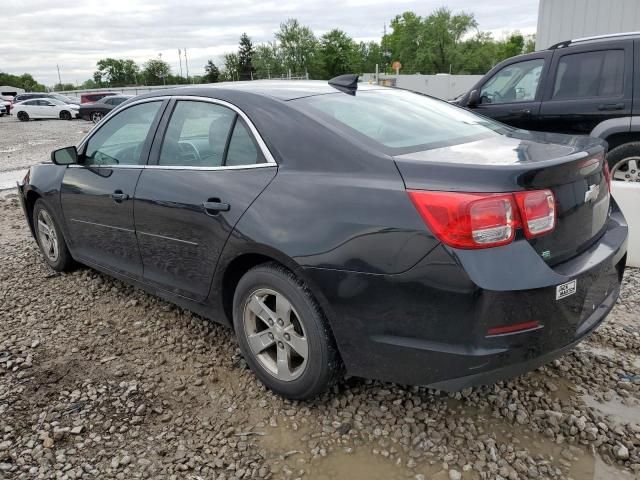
left=467, top=89, right=480, bottom=107
left=51, top=146, right=78, bottom=165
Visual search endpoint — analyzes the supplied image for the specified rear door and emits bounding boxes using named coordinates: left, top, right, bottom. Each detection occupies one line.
left=134, top=98, right=277, bottom=301
left=468, top=53, right=550, bottom=130
left=538, top=40, right=633, bottom=134
left=60, top=99, right=166, bottom=278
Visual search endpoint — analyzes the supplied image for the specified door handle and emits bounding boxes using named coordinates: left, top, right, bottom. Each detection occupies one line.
left=598, top=103, right=625, bottom=111
left=509, top=108, right=532, bottom=115
left=110, top=190, right=129, bottom=203
left=203, top=198, right=230, bottom=215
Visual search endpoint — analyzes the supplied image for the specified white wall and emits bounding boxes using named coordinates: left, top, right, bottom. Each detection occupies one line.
left=361, top=74, right=482, bottom=100
left=537, top=0, right=640, bottom=50
left=612, top=182, right=640, bottom=268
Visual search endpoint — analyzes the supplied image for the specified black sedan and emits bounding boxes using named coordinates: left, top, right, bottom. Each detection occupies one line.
left=17, top=76, right=628, bottom=399
left=79, top=95, right=132, bottom=123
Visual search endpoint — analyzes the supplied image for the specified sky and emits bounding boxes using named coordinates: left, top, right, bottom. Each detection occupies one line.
left=1, top=0, right=539, bottom=87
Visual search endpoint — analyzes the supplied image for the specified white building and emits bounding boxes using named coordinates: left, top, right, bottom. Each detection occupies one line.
left=536, top=0, right=640, bottom=50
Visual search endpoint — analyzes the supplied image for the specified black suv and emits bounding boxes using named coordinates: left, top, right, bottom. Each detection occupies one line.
left=457, top=32, right=640, bottom=182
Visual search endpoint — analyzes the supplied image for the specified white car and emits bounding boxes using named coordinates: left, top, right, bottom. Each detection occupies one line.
left=13, top=98, right=79, bottom=121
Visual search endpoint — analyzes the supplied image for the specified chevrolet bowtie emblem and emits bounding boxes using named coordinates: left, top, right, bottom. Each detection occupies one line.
left=584, top=184, right=600, bottom=203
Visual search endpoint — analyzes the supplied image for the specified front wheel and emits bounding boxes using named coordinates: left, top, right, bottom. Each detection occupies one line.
left=33, top=199, right=74, bottom=271
left=17, top=111, right=29, bottom=122
left=233, top=262, right=343, bottom=400
left=607, top=142, right=640, bottom=182
left=60, top=110, right=72, bottom=120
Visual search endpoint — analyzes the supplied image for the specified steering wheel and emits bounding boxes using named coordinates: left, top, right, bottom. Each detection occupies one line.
left=178, top=141, right=201, bottom=164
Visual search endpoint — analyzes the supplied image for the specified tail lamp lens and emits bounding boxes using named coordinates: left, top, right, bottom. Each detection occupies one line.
left=514, top=189, right=556, bottom=238
left=408, top=189, right=557, bottom=249
left=603, top=161, right=612, bottom=192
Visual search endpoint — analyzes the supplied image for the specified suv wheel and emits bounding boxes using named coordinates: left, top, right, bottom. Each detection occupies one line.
left=233, top=262, right=343, bottom=400
left=607, top=142, right=640, bottom=182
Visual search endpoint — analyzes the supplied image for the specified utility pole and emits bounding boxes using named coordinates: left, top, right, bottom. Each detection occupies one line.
left=178, top=49, right=183, bottom=79
left=159, top=53, right=166, bottom=85
left=184, top=48, right=190, bottom=83
left=56, top=64, right=62, bottom=86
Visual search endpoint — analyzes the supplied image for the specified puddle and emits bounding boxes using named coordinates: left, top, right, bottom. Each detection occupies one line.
left=582, top=393, right=640, bottom=425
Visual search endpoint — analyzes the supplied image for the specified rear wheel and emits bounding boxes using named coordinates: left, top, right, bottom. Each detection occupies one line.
left=60, top=110, right=72, bottom=120
left=33, top=199, right=74, bottom=271
left=17, top=111, right=29, bottom=122
left=233, top=262, right=343, bottom=400
left=607, top=142, right=640, bottom=182
left=90, top=111, right=103, bottom=123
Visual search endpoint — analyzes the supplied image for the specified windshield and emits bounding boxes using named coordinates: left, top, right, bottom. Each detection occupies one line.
left=295, top=89, right=509, bottom=154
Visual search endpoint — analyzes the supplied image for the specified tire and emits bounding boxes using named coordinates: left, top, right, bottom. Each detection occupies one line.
left=33, top=199, right=74, bottom=271
left=60, top=110, right=72, bottom=120
left=90, top=111, right=103, bottom=123
left=606, top=142, right=640, bottom=182
left=17, top=111, right=29, bottom=122
left=233, top=262, right=343, bottom=400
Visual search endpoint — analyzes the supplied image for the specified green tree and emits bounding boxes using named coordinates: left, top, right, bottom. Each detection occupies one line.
left=0, top=72, right=46, bottom=92
left=53, top=83, right=76, bottom=92
left=203, top=60, right=220, bottom=83
left=93, top=58, right=139, bottom=86
left=238, top=33, right=255, bottom=80
left=275, top=19, right=318, bottom=77
left=223, top=53, right=240, bottom=81
left=356, top=41, right=385, bottom=74
left=142, top=59, right=171, bottom=85
left=253, top=43, right=286, bottom=79
left=318, top=29, right=358, bottom=78
left=384, top=12, right=424, bottom=73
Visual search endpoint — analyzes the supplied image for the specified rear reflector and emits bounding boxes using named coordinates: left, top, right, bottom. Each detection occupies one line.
left=486, top=320, right=541, bottom=336
left=514, top=189, right=556, bottom=239
left=408, top=189, right=557, bottom=249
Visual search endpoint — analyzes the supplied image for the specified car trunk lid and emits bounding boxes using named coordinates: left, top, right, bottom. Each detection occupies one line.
left=394, top=131, right=610, bottom=265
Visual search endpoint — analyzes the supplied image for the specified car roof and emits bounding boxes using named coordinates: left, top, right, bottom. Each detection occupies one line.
left=142, top=80, right=384, bottom=101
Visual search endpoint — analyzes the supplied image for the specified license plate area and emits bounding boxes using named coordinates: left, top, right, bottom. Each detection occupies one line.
left=556, top=279, right=577, bottom=300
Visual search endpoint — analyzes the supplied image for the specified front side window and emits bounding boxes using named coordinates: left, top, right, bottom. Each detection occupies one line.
left=480, top=58, right=544, bottom=105
left=84, top=101, right=161, bottom=166
left=553, top=50, right=624, bottom=100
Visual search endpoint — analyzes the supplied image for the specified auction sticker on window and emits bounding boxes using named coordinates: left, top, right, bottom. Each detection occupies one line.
left=556, top=279, right=577, bottom=300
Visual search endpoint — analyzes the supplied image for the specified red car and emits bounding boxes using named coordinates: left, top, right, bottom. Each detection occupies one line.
left=80, top=92, right=117, bottom=104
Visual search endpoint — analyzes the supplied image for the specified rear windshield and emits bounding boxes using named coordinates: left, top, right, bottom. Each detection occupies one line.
left=295, top=89, right=509, bottom=154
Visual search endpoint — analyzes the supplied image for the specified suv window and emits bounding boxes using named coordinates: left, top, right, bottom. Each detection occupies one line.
left=553, top=50, right=624, bottom=99
left=84, top=101, right=161, bottom=166
left=480, top=59, right=544, bottom=104
left=159, top=101, right=236, bottom=167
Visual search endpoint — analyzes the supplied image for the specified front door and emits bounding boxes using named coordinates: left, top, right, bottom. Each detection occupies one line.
left=134, top=99, right=277, bottom=301
left=537, top=40, right=633, bottom=135
left=470, top=56, right=548, bottom=131
left=60, top=100, right=165, bottom=278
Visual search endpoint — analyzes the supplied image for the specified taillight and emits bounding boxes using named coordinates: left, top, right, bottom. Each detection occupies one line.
left=408, top=189, right=557, bottom=249
left=513, top=189, right=556, bottom=239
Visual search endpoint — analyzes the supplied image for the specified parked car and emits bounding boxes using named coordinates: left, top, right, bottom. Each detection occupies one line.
left=13, top=98, right=79, bottom=121
left=79, top=95, right=133, bottom=123
left=17, top=78, right=627, bottom=399
left=80, top=92, right=117, bottom=104
left=457, top=31, right=640, bottom=183
left=0, top=103, right=6, bottom=116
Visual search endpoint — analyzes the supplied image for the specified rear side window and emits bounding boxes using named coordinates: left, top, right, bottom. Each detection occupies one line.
left=225, top=119, right=264, bottom=166
left=296, top=89, right=506, bottom=154
left=553, top=50, right=624, bottom=99
left=159, top=101, right=236, bottom=167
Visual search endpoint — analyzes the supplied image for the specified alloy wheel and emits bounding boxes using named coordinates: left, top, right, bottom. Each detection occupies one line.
left=36, top=209, right=59, bottom=262
left=242, top=288, right=308, bottom=381
left=611, top=156, right=640, bottom=182
left=91, top=112, right=103, bottom=123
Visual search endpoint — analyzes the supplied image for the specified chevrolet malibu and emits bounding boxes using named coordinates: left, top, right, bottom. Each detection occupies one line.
left=17, top=77, right=628, bottom=400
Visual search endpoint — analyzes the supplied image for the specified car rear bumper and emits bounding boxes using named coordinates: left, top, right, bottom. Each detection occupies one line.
left=304, top=207, right=628, bottom=390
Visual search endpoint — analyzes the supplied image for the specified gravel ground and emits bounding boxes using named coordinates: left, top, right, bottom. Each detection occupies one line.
left=1, top=121, right=639, bottom=480
left=0, top=116, right=93, bottom=190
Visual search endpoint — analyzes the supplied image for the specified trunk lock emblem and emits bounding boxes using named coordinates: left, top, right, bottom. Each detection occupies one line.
left=584, top=184, right=600, bottom=203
